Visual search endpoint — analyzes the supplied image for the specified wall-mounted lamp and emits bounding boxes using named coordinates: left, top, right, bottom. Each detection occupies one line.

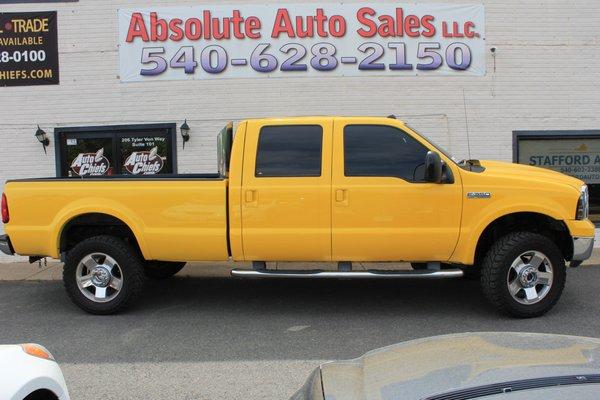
left=490, top=47, right=497, bottom=74
left=35, top=125, right=50, bottom=154
left=180, top=119, right=190, bottom=149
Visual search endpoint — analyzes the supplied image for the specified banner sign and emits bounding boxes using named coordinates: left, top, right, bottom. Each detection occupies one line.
left=118, top=4, right=485, bottom=82
left=518, top=138, right=600, bottom=184
left=0, top=11, right=59, bottom=86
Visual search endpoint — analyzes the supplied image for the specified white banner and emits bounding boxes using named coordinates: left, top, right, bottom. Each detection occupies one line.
left=118, top=4, right=485, bottom=82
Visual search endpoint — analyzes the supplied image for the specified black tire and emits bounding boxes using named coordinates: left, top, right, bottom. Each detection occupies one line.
left=63, top=235, right=145, bottom=315
left=481, top=232, right=566, bottom=318
left=144, top=261, right=186, bottom=279
left=461, top=265, right=481, bottom=281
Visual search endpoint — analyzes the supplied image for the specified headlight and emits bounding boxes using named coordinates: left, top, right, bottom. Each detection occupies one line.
left=576, top=185, right=589, bottom=220
left=20, top=343, right=55, bottom=361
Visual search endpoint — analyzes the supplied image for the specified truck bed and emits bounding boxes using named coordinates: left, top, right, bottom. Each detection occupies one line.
left=4, top=176, right=230, bottom=261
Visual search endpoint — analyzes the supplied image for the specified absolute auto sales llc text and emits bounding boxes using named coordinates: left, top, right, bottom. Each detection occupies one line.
left=118, top=4, right=486, bottom=81
left=126, top=8, right=481, bottom=42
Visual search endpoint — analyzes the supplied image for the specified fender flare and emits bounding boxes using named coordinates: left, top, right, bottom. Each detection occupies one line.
left=51, top=199, right=150, bottom=259
left=451, top=205, right=566, bottom=265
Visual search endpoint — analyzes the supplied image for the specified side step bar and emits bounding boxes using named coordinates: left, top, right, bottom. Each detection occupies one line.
left=230, top=269, right=464, bottom=279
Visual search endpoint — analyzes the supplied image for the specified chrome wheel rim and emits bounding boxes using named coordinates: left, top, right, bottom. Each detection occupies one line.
left=507, top=251, right=553, bottom=305
left=76, top=253, right=123, bottom=303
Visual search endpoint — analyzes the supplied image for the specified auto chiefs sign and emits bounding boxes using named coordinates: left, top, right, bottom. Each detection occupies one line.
left=70, top=148, right=110, bottom=176
left=123, top=146, right=165, bottom=174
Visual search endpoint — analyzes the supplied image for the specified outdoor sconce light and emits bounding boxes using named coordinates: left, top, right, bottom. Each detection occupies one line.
left=35, top=125, right=50, bottom=154
left=180, top=119, right=190, bottom=149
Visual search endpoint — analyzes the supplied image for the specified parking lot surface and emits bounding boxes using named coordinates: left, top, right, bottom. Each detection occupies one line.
left=1, top=263, right=599, bottom=399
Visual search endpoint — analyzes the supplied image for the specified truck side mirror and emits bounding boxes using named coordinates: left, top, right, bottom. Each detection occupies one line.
left=425, top=151, right=443, bottom=183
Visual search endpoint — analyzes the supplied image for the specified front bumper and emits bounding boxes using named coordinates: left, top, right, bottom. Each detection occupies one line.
left=0, top=235, right=14, bottom=256
left=571, top=236, right=594, bottom=266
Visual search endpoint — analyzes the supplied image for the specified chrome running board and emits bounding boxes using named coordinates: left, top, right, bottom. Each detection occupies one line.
left=230, top=269, right=464, bottom=279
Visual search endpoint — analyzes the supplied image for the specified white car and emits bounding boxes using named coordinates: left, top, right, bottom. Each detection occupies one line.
left=0, top=344, right=69, bottom=400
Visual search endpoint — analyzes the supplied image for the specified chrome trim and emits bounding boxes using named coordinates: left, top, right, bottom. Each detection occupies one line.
left=572, top=236, right=594, bottom=261
left=76, top=253, right=124, bottom=303
left=231, top=269, right=464, bottom=279
left=467, top=192, right=491, bottom=199
left=577, top=185, right=589, bottom=220
left=506, top=250, right=554, bottom=305
left=0, top=235, right=14, bottom=256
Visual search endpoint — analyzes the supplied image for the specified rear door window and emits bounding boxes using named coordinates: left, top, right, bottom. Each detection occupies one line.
left=255, top=125, right=323, bottom=177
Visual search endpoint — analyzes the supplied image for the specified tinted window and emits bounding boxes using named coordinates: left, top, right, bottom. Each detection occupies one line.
left=344, top=125, right=429, bottom=181
left=65, top=137, right=114, bottom=177
left=120, top=134, right=173, bottom=175
left=256, top=125, right=323, bottom=177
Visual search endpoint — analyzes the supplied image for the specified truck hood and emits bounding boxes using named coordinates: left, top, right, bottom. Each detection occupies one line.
left=314, top=332, right=600, bottom=400
left=476, top=160, right=584, bottom=190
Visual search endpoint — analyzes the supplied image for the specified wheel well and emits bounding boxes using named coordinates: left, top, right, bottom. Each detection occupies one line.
left=474, top=212, right=572, bottom=266
left=59, top=213, right=142, bottom=258
left=24, top=389, right=58, bottom=400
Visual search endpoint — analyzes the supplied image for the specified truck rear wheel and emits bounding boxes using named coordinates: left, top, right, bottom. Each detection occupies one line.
left=63, top=235, right=145, bottom=315
left=481, top=232, right=566, bottom=318
left=144, top=261, right=186, bottom=279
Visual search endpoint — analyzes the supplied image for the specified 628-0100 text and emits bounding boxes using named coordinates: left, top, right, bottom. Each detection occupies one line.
left=139, top=41, right=472, bottom=76
left=0, top=50, right=47, bottom=63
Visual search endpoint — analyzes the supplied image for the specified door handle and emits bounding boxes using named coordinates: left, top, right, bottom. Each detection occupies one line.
left=335, top=189, right=348, bottom=205
left=245, top=190, right=257, bottom=203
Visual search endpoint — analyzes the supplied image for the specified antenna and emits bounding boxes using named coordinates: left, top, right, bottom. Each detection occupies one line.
left=462, top=88, right=472, bottom=160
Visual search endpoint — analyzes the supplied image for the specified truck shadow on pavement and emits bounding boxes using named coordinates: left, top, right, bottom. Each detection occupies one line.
left=143, top=276, right=488, bottom=317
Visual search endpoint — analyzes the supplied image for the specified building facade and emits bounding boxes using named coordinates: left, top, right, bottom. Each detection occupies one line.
left=1, top=0, right=599, bottom=262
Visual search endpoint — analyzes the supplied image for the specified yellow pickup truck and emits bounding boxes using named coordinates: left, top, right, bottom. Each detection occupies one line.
left=0, top=116, right=595, bottom=317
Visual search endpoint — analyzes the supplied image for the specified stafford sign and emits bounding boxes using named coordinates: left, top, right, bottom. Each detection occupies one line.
left=118, top=3, right=485, bottom=82
left=518, top=137, right=600, bottom=184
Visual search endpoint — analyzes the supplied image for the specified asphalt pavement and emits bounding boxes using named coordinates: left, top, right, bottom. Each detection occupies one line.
left=1, top=264, right=600, bottom=399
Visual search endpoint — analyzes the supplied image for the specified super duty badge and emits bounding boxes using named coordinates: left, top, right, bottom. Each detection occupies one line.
left=467, top=192, right=492, bottom=199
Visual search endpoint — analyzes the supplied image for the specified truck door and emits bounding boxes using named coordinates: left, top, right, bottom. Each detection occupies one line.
left=331, top=118, right=462, bottom=262
left=241, top=119, right=333, bottom=261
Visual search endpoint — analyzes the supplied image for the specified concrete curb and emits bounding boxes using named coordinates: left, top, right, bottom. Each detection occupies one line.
left=0, top=261, right=239, bottom=281
left=0, top=249, right=599, bottom=281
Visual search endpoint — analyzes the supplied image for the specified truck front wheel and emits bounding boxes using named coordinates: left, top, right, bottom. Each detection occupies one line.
left=63, top=235, right=145, bottom=314
left=144, top=261, right=186, bottom=279
left=481, top=232, right=566, bottom=318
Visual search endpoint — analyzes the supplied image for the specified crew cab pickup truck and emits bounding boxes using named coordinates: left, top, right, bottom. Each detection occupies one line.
left=0, top=116, right=595, bottom=317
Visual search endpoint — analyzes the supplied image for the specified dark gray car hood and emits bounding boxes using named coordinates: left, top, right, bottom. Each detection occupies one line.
left=319, top=332, right=600, bottom=400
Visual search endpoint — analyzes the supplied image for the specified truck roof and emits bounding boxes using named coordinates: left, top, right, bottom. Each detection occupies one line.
left=239, top=115, right=407, bottom=125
